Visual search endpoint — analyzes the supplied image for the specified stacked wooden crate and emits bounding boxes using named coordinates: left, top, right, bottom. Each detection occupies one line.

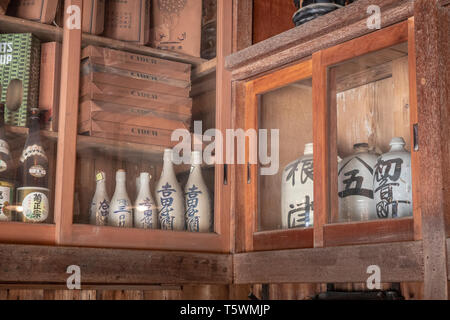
left=79, top=45, right=192, bottom=147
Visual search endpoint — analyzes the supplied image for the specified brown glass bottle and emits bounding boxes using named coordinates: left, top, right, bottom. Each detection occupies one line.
left=0, top=104, right=14, bottom=222
left=16, top=108, right=50, bottom=223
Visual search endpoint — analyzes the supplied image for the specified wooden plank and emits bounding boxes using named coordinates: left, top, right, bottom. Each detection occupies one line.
left=0, top=14, right=205, bottom=66
left=228, top=1, right=414, bottom=80
left=215, top=0, right=234, bottom=252
left=323, top=218, right=415, bottom=247
left=252, top=0, right=296, bottom=44
left=232, top=0, right=253, bottom=52
left=54, top=0, right=83, bottom=245
left=312, top=51, right=327, bottom=247
left=321, top=21, right=409, bottom=67
left=191, top=58, right=217, bottom=80
left=227, top=0, right=413, bottom=71
left=234, top=241, right=423, bottom=284
left=0, top=223, right=55, bottom=246
left=0, top=284, right=180, bottom=291
left=253, top=228, right=313, bottom=252
left=407, top=18, right=422, bottom=240
left=69, top=224, right=227, bottom=253
left=414, top=0, right=449, bottom=299
left=0, top=244, right=232, bottom=285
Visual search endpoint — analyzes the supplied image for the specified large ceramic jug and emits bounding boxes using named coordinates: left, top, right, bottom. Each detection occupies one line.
left=373, top=137, right=413, bottom=219
left=156, top=149, right=185, bottom=231
left=338, top=143, right=379, bottom=222
left=281, top=143, right=314, bottom=229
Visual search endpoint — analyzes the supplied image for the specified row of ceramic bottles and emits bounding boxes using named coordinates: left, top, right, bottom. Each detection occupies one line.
left=281, top=137, right=413, bottom=229
left=89, top=149, right=213, bottom=233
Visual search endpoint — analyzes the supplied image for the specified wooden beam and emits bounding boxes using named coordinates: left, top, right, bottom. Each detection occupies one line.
left=54, top=0, right=83, bottom=245
left=0, top=244, right=232, bottom=285
left=234, top=241, right=423, bottom=284
left=414, top=0, right=449, bottom=299
left=227, top=0, right=414, bottom=80
left=232, top=0, right=253, bottom=52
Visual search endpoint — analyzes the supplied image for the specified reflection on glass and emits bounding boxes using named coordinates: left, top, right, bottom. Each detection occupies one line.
left=331, top=42, right=412, bottom=223
left=258, top=77, right=313, bottom=231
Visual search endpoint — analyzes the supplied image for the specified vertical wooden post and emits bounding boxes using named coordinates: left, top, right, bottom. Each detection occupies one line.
left=216, top=0, right=233, bottom=252
left=312, top=51, right=327, bottom=248
left=414, top=0, right=449, bottom=299
left=232, top=0, right=253, bottom=52
left=54, top=0, right=83, bottom=244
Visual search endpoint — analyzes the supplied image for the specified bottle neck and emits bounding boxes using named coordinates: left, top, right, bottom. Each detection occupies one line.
left=96, top=179, right=107, bottom=195
left=0, top=110, right=5, bottom=139
left=138, top=175, right=150, bottom=196
left=390, top=144, right=405, bottom=152
left=162, top=153, right=176, bottom=178
left=26, top=116, right=41, bottom=146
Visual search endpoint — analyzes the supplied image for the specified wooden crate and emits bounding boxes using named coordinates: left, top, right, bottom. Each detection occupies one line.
left=103, top=0, right=150, bottom=45
left=82, top=45, right=191, bottom=82
left=7, top=0, right=59, bottom=24
left=80, top=81, right=192, bottom=123
left=81, top=61, right=191, bottom=97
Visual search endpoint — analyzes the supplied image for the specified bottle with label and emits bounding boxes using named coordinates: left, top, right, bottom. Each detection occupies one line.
left=89, top=171, right=110, bottom=226
left=156, top=149, right=185, bottom=231
left=108, top=169, right=133, bottom=228
left=16, top=108, right=50, bottom=224
left=184, top=151, right=212, bottom=233
left=0, top=104, right=14, bottom=222
left=281, top=143, right=314, bottom=229
left=134, top=172, right=157, bottom=229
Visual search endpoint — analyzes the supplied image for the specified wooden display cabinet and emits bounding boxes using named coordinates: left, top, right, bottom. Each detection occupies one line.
left=0, top=0, right=448, bottom=300
left=235, top=19, right=419, bottom=252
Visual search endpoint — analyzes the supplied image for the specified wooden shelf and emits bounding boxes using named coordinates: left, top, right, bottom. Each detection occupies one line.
left=192, top=58, right=217, bottom=81
left=0, top=14, right=206, bottom=67
left=6, top=125, right=58, bottom=141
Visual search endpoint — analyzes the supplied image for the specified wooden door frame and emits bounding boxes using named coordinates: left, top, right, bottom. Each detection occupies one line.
left=52, top=0, right=234, bottom=253
left=312, top=19, right=421, bottom=248
left=237, top=59, right=314, bottom=252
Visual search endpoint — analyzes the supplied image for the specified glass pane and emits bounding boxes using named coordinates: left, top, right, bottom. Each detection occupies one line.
left=331, top=42, right=413, bottom=223
left=74, top=40, right=215, bottom=234
left=258, top=77, right=313, bottom=231
left=0, top=4, right=62, bottom=225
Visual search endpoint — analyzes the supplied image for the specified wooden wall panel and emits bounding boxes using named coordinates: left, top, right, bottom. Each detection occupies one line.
left=252, top=0, right=297, bottom=44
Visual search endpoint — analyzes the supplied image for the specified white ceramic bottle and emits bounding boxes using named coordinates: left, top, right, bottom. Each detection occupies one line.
left=373, top=137, right=413, bottom=219
left=156, top=149, right=185, bottom=231
left=134, top=172, right=158, bottom=229
left=108, top=169, right=133, bottom=228
left=338, top=143, right=379, bottom=222
left=89, top=171, right=110, bottom=226
left=184, top=151, right=212, bottom=233
left=281, top=143, right=314, bottom=229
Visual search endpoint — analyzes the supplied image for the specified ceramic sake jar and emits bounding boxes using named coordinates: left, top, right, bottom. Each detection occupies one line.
left=281, top=143, right=314, bottom=229
left=338, top=143, right=379, bottom=222
left=184, top=151, right=212, bottom=233
left=373, top=137, right=413, bottom=219
left=156, top=149, right=185, bottom=231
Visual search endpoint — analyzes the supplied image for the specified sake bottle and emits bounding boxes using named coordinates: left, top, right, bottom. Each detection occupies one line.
left=17, top=108, right=50, bottom=223
left=0, top=104, right=14, bottom=222
left=185, top=151, right=212, bottom=233
left=109, top=169, right=133, bottom=228
left=134, top=172, right=157, bottom=229
left=156, top=149, right=185, bottom=231
left=89, top=171, right=110, bottom=226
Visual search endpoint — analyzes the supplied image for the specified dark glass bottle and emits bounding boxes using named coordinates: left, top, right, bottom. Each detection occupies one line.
left=0, top=104, right=14, bottom=222
left=16, top=108, right=50, bottom=223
